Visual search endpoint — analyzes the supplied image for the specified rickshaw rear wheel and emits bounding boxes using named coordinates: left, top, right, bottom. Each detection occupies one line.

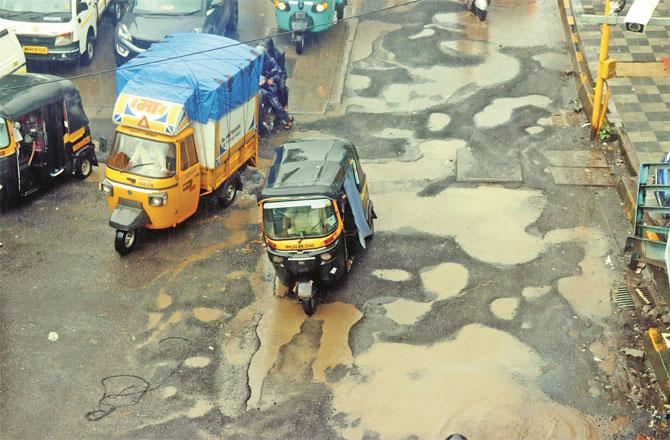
left=218, top=176, right=238, bottom=207
left=76, top=156, right=93, bottom=179
left=301, top=297, right=316, bottom=315
left=115, top=229, right=138, bottom=256
left=336, top=5, right=344, bottom=20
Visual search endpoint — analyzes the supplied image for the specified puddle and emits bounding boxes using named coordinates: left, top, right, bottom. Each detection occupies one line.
left=409, top=28, right=435, bottom=40
left=184, top=356, right=211, bottom=368
left=544, top=227, right=615, bottom=321
left=383, top=299, right=431, bottom=325
left=364, top=139, right=466, bottom=184
left=420, top=262, right=469, bottom=300
left=522, top=285, right=551, bottom=300
left=313, top=302, right=363, bottom=383
left=372, top=269, right=412, bottom=282
left=351, top=20, right=401, bottom=62
left=374, top=186, right=546, bottom=265
left=186, top=400, right=212, bottom=418
left=193, top=307, right=224, bottom=323
left=346, top=74, right=371, bottom=91
left=526, top=126, right=544, bottom=135
left=474, top=95, right=552, bottom=128
left=428, top=113, right=451, bottom=131
left=590, top=341, right=615, bottom=376
left=147, top=312, right=162, bottom=330
left=161, top=386, right=177, bottom=399
left=490, top=297, right=520, bottom=320
left=533, top=53, right=571, bottom=71
left=329, top=324, right=602, bottom=439
left=155, top=291, right=172, bottom=310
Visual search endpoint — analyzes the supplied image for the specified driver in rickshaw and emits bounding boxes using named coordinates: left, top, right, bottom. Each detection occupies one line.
left=127, top=141, right=172, bottom=177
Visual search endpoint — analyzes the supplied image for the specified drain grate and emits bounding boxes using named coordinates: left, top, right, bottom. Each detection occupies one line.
left=635, top=285, right=656, bottom=308
left=615, top=285, right=635, bottom=309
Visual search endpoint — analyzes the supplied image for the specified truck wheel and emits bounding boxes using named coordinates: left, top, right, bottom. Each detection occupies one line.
left=218, top=178, right=237, bottom=207
left=75, top=155, right=92, bottom=179
left=115, top=229, right=138, bottom=255
left=300, top=297, right=316, bottom=316
left=81, top=30, right=95, bottom=66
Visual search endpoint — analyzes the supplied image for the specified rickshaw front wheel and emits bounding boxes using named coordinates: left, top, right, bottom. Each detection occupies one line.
left=115, top=229, right=138, bottom=256
left=294, top=35, right=304, bottom=55
left=76, top=156, right=93, bottom=179
left=301, top=297, right=316, bottom=316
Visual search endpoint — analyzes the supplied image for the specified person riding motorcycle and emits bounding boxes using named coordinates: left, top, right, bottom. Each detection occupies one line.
left=257, top=38, right=293, bottom=130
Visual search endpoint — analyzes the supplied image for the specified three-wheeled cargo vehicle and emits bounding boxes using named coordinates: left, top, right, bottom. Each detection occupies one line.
left=0, top=73, right=98, bottom=211
left=101, top=33, right=263, bottom=255
left=258, top=137, right=375, bottom=315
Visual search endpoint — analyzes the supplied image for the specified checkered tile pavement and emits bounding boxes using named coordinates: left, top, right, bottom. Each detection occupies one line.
left=574, top=0, right=670, bottom=157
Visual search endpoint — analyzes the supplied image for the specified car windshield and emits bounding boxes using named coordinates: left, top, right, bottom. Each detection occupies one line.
left=263, top=199, right=338, bottom=240
left=0, top=0, right=71, bottom=15
left=131, top=0, right=202, bottom=15
left=0, top=119, right=9, bottom=149
left=107, top=132, right=176, bottom=179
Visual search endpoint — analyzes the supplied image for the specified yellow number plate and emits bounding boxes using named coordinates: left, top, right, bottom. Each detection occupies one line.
left=23, top=46, right=48, bottom=54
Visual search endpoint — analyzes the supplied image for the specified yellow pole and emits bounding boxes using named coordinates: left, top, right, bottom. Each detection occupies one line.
left=591, top=0, right=611, bottom=136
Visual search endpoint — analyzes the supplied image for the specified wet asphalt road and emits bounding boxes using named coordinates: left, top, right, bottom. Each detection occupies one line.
left=0, top=0, right=645, bottom=439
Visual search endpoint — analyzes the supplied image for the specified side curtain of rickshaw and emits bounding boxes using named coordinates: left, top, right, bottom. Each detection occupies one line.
left=63, top=90, right=89, bottom=134
left=343, top=167, right=372, bottom=248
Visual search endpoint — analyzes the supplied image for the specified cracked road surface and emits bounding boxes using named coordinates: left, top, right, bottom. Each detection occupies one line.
left=0, top=0, right=644, bottom=438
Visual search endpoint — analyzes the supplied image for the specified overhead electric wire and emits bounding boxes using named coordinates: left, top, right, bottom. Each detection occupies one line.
left=0, top=0, right=424, bottom=92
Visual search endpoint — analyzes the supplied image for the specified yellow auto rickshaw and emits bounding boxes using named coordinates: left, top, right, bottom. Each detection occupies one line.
left=0, top=73, right=98, bottom=211
left=258, top=137, right=375, bottom=315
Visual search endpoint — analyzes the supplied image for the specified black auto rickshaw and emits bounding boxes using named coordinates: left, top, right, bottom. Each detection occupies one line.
left=0, top=74, right=97, bottom=210
left=258, top=137, right=376, bottom=315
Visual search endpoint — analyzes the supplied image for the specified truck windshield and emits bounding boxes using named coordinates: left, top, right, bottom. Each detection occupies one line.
left=0, top=0, right=71, bottom=16
left=0, top=118, right=9, bottom=149
left=107, top=132, right=176, bottom=179
left=263, top=199, right=338, bottom=240
left=132, top=0, right=202, bottom=15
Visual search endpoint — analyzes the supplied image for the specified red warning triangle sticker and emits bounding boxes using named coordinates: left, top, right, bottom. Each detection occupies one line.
left=138, top=115, right=149, bottom=128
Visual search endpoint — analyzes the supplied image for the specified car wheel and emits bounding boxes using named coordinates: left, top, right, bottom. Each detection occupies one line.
left=81, top=30, right=95, bottom=66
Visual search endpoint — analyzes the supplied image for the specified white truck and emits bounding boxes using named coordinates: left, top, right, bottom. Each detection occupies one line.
left=0, top=0, right=123, bottom=66
left=0, top=25, right=25, bottom=76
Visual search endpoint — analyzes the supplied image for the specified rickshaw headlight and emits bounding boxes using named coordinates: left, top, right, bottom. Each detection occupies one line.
left=271, top=255, right=284, bottom=264
left=149, top=192, right=168, bottom=207
left=314, top=2, right=328, bottom=12
left=100, top=179, right=113, bottom=196
left=320, top=252, right=332, bottom=261
left=276, top=1, right=288, bottom=11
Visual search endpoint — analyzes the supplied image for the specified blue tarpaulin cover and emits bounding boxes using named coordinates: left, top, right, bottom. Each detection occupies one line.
left=343, top=168, right=372, bottom=248
left=116, top=33, right=263, bottom=124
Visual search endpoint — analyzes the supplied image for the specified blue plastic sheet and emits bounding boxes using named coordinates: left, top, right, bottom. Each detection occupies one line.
left=116, top=33, right=263, bottom=124
left=343, top=168, right=372, bottom=248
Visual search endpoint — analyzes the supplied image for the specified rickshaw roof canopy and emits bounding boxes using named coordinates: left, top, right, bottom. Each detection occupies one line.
left=0, top=73, right=82, bottom=120
left=116, top=33, right=263, bottom=124
left=260, top=137, right=359, bottom=200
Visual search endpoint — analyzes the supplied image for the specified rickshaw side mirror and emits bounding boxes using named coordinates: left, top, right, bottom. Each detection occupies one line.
left=98, top=137, right=108, bottom=152
left=13, top=121, right=21, bottom=130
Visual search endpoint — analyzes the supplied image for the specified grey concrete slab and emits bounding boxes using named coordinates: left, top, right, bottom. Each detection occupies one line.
left=543, top=150, right=608, bottom=168
left=456, top=148, right=523, bottom=183
left=548, top=167, right=616, bottom=186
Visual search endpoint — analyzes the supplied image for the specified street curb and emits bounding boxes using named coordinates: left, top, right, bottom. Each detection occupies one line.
left=557, top=0, right=638, bottom=219
left=326, top=1, right=361, bottom=112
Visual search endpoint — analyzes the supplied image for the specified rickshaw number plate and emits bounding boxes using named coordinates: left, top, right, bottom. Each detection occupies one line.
left=294, top=12, right=307, bottom=18
left=23, top=46, right=48, bottom=54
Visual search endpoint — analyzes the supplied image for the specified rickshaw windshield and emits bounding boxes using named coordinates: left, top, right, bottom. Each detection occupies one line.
left=263, top=199, right=338, bottom=240
left=0, top=119, right=9, bottom=149
left=107, top=132, right=176, bottom=179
